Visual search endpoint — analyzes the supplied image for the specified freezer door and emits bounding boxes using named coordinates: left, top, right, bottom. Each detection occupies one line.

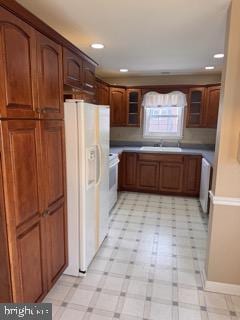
left=78, top=102, right=98, bottom=272
left=97, top=106, right=110, bottom=246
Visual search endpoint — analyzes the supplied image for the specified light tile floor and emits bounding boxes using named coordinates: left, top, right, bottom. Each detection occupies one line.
left=44, top=192, right=240, bottom=320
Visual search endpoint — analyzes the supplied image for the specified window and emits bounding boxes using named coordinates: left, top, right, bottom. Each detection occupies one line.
left=143, top=106, right=184, bottom=139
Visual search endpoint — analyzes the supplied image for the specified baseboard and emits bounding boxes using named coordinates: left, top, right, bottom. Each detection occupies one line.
left=202, top=269, right=240, bottom=296
left=209, top=191, right=240, bottom=206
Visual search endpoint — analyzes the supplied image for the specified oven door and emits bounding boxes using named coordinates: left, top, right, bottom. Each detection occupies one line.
left=109, top=158, right=119, bottom=212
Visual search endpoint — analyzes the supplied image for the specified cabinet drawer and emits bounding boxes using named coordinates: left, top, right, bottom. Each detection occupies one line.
left=138, top=153, right=184, bottom=163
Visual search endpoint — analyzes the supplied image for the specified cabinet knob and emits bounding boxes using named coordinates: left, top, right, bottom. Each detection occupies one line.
left=36, top=108, right=41, bottom=114
left=42, top=209, right=49, bottom=217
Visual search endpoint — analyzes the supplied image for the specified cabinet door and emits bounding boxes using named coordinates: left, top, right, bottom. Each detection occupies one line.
left=183, top=156, right=201, bottom=196
left=73, top=90, right=96, bottom=104
left=126, top=89, right=141, bottom=127
left=0, top=154, right=12, bottom=302
left=204, top=86, right=220, bottom=128
left=63, top=47, right=83, bottom=89
left=110, top=87, right=126, bottom=126
left=137, top=161, right=159, bottom=191
left=37, top=32, right=63, bottom=119
left=186, top=87, right=206, bottom=127
left=1, top=120, right=46, bottom=302
left=122, top=153, right=137, bottom=189
left=159, top=162, right=183, bottom=193
left=0, top=7, right=37, bottom=119
left=41, top=120, right=67, bottom=287
left=82, top=60, right=95, bottom=93
left=97, top=82, right=109, bottom=105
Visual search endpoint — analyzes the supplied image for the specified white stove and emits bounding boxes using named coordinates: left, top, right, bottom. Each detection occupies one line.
left=109, top=153, right=119, bottom=212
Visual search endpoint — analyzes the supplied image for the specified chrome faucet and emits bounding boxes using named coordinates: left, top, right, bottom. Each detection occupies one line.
left=154, top=140, right=164, bottom=147
left=177, top=140, right=181, bottom=148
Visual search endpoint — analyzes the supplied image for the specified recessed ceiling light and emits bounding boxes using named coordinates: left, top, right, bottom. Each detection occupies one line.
left=120, top=69, right=128, bottom=72
left=91, top=43, right=104, bottom=49
left=205, top=66, right=215, bottom=70
left=214, top=53, right=224, bottom=59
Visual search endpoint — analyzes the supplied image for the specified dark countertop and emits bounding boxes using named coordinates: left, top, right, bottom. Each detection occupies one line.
left=110, top=146, right=215, bottom=166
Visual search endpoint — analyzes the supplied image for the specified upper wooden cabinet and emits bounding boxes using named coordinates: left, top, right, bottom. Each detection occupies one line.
left=36, top=32, right=63, bottom=119
left=82, top=60, right=95, bottom=93
left=63, top=47, right=83, bottom=89
left=126, top=89, right=142, bottom=127
left=186, top=87, right=206, bottom=127
left=96, top=80, right=110, bottom=105
left=0, top=7, right=37, bottom=119
left=110, top=87, right=126, bottom=126
left=186, top=85, right=220, bottom=128
left=203, top=86, right=220, bottom=128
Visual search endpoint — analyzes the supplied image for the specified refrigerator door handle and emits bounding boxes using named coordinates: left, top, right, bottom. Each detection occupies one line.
left=96, top=144, right=102, bottom=185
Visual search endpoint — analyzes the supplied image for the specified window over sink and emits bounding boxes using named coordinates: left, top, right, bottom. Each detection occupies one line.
left=142, top=91, right=186, bottom=139
left=143, top=106, right=185, bottom=139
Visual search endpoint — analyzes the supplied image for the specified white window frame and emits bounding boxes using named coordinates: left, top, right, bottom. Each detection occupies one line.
left=143, top=106, right=185, bottom=140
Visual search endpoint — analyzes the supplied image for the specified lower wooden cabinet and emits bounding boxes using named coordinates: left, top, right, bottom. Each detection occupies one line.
left=0, top=120, right=67, bottom=302
left=120, top=152, right=202, bottom=196
left=41, top=120, right=67, bottom=287
left=159, top=162, right=184, bottom=193
left=183, top=156, right=202, bottom=196
left=121, top=153, right=137, bottom=189
left=0, top=154, right=12, bottom=302
left=137, top=161, right=159, bottom=191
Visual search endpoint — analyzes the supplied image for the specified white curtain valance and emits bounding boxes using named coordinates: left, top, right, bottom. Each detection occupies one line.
left=142, top=91, right=187, bottom=108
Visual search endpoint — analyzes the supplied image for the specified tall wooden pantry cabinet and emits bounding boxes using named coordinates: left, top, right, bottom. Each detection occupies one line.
left=0, top=4, right=68, bottom=302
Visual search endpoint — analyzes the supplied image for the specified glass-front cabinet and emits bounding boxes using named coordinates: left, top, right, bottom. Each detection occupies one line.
left=126, top=89, right=142, bottom=127
left=186, top=87, right=206, bottom=127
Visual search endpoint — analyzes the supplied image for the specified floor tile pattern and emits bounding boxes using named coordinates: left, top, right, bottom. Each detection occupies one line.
left=44, top=192, right=240, bottom=320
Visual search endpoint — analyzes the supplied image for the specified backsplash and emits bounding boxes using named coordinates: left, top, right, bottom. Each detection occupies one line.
left=110, top=126, right=217, bottom=145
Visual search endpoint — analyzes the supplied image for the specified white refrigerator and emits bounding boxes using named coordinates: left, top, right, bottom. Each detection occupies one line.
left=64, top=100, right=110, bottom=276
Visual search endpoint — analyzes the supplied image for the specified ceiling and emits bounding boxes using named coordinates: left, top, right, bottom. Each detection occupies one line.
left=17, top=0, right=231, bottom=78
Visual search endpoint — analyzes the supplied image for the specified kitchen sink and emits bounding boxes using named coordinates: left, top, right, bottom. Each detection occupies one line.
left=140, top=146, right=182, bottom=152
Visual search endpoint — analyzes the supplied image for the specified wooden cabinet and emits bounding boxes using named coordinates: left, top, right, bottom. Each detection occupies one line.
left=36, top=32, right=63, bottom=119
left=0, top=120, right=67, bottom=302
left=0, top=7, right=37, bottom=119
left=63, top=47, right=83, bottom=89
left=159, top=162, right=183, bottom=193
left=0, top=0, right=95, bottom=304
left=203, top=86, right=220, bottom=128
left=0, top=154, right=12, bottom=302
left=96, top=80, right=110, bottom=105
left=187, top=86, right=220, bottom=128
left=183, top=156, right=202, bottom=196
left=187, top=87, right=206, bottom=127
left=120, top=152, right=202, bottom=196
left=82, top=60, right=95, bottom=93
left=126, top=89, right=141, bottom=127
left=0, top=120, right=47, bottom=302
left=121, top=153, right=137, bottom=189
left=41, top=120, right=67, bottom=287
left=137, top=161, right=159, bottom=191
left=110, top=87, right=126, bottom=126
